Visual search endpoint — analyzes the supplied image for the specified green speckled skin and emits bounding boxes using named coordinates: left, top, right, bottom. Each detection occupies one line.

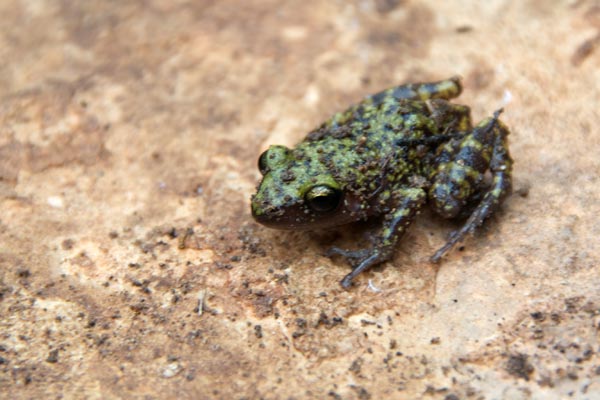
left=251, top=77, right=513, bottom=288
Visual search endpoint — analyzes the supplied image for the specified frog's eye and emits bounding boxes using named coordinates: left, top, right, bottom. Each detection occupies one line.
left=258, top=150, right=270, bottom=175
left=305, top=185, right=342, bottom=213
left=257, top=145, right=291, bottom=175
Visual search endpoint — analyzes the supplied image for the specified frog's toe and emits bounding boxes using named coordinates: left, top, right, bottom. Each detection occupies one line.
left=340, top=274, right=356, bottom=289
left=339, top=250, right=387, bottom=288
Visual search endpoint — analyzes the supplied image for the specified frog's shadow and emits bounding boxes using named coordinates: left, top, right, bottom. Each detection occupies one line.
left=306, top=206, right=497, bottom=263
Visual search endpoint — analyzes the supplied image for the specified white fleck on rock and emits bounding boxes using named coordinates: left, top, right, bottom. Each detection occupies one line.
left=502, top=89, right=513, bottom=106
left=197, top=289, right=206, bottom=316
left=282, top=26, right=307, bottom=41
left=47, top=196, right=64, bottom=208
left=368, top=280, right=381, bottom=293
left=303, top=85, right=320, bottom=107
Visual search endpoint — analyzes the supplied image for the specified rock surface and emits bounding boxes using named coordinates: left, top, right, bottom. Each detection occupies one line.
left=1, top=1, right=599, bottom=399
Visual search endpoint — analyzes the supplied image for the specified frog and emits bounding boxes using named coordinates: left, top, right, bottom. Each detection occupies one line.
left=251, top=77, right=513, bottom=288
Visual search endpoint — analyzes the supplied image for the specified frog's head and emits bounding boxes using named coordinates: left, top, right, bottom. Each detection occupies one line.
left=251, top=145, right=357, bottom=230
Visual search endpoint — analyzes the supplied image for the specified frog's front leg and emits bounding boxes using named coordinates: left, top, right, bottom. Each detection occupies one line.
left=429, top=110, right=513, bottom=262
left=329, top=187, right=426, bottom=288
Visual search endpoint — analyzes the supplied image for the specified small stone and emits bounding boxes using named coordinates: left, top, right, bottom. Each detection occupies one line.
left=162, top=362, right=181, bottom=378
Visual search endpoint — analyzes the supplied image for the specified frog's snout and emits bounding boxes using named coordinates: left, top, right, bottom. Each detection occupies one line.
left=251, top=194, right=293, bottom=228
left=251, top=196, right=277, bottom=219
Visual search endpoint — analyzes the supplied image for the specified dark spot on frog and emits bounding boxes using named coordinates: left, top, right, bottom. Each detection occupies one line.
left=280, top=170, right=296, bottom=182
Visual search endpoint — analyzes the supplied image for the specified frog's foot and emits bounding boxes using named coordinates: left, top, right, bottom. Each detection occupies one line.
left=326, top=247, right=391, bottom=288
left=326, top=247, right=371, bottom=264
left=340, top=251, right=391, bottom=289
left=430, top=230, right=462, bottom=263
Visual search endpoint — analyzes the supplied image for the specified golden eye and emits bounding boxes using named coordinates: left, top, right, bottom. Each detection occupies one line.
left=305, top=185, right=342, bottom=213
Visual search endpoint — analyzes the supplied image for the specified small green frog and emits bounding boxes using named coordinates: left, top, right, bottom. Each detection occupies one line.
left=251, top=77, right=512, bottom=288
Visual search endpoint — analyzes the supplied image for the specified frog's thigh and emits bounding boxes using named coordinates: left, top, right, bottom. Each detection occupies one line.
left=428, top=113, right=513, bottom=261
left=427, top=101, right=472, bottom=132
left=373, top=77, right=462, bottom=105
left=429, top=117, right=494, bottom=218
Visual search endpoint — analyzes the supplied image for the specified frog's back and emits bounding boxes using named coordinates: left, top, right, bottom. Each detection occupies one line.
left=290, top=98, right=438, bottom=194
left=305, top=97, right=435, bottom=146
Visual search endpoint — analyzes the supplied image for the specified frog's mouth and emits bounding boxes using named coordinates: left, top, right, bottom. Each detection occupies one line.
left=251, top=192, right=364, bottom=231
left=251, top=200, right=317, bottom=230
left=251, top=204, right=290, bottom=229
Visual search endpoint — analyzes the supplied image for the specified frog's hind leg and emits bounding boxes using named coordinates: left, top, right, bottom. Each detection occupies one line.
left=428, top=109, right=513, bottom=263
left=371, top=76, right=463, bottom=106
left=427, top=100, right=472, bottom=134
left=318, top=77, right=464, bottom=131
left=395, top=101, right=473, bottom=155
